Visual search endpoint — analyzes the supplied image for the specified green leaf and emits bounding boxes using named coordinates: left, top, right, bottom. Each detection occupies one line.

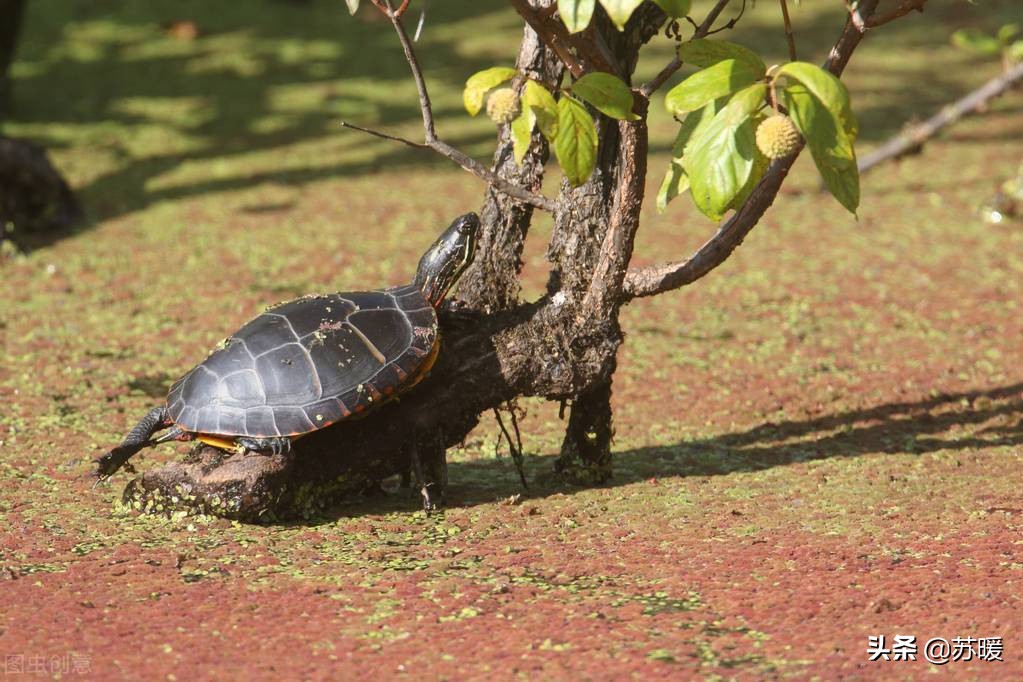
left=522, top=80, right=559, bottom=138
left=683, top=83, right=766, bottom=219
left=652, top=0, right=692, bottom=18
left=782, top=85, right=859, bottom=213
left=780, top=81, right=854, bottom=169
left=554, top=96, right=598, bottom=186
left=570, top=72, right=638, bottom=120
left=558, top=0, right=595, bottom=33
left=598, top=0, right=644, bottom=30
left=951, top=28, right=1001, bottom=56
left=679, top=39, right=766, bottom=77
left=657, top=158, right=688, bottom=212
left=997, top=23, right=1020, bottom=45
left=463, top=67, right=518, bottom=116
left=1009, top=40, right=1023, bottom=62
left=776, top=61, right=857, bottom=143
left=344, top=0, right=360, bottom=15
left=674, top=102, right=718, bottom=155
left=656, top=99, right=724, bottom=212
left=665, top=59, right=762, bottom=116
left=511, top=109, right=534, bottom=165
left=727, top=124, right=770, bottom=211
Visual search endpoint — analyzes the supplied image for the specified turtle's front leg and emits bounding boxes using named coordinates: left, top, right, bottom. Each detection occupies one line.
left=409, top=432, right=446, bottom=512
left=237, top=436, right=293, bottom=456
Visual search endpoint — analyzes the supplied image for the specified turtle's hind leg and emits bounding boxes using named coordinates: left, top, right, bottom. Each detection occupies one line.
left=95, top=406, right=173, bottom=480
left=237, top=436, right=292, bottom=456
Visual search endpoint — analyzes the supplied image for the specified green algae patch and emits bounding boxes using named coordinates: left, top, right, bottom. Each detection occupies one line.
left=2, top=0, right=1023, bottom=678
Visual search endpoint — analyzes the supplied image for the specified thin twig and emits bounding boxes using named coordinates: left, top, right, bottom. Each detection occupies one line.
left=866, top=0, right=927, bottom=28
left=338, top=121, right=427, bottom=148
left=779, top=0, right=797, bottom=61
left=385, top=0, right=438, bottom=142
left=624, top=0, right=884, bottom=300
left=509, top=404, right=524, bottom=463
left=358, top=0, right=557, bottom=212
left=859, top=60, right=1023, bottom=174
left=703, top=0, right=746, bottom=37
left=639, top=0, right=734, bottom=98
left=370, top=0, right=410, bottom=17
left=493, top=406, right=528, bottom=490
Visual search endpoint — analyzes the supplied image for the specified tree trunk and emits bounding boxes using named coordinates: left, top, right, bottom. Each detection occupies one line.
left=459, top=18, right=562, bottom=311
left=0, top=135, right=81, bottom=243
left=0, top=0, right=82, bottom=245
left=0, top=0, right=26, bottom=114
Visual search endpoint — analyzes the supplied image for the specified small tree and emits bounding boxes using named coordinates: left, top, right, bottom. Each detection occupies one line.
left=132, top=0, right=938, bottom=519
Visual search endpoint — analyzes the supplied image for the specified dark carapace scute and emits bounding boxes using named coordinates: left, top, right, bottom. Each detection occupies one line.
left=167, top=284, right=437, bottom=438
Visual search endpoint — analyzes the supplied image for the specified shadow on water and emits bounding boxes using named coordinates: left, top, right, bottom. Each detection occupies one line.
left=7, top=0, right=1022, bottom=250
left=7, top=0, right=515, bottom=248
left=302, top=381, right=1022, bottom=521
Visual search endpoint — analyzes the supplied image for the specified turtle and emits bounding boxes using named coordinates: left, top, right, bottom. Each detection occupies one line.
left=95, top=212, right=481, bottom=509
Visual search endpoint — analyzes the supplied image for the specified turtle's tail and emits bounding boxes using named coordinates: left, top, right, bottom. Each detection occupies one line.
left=94, top=406, right=172, bottom=481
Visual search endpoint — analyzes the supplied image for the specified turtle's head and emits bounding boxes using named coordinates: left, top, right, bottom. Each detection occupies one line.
left=414, top=212, right=481, bottom=308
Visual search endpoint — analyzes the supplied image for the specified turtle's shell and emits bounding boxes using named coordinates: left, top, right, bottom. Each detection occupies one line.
left=166, top=284, right=437, bottom=438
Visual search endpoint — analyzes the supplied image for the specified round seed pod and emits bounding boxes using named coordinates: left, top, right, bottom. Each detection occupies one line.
left=755, top=115, right=802, bottom=159
left=486, top=87, right=521, bottom=125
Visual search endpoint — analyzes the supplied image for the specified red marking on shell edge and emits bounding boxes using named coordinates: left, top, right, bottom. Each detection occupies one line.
left=354, top=405, right=365, bottom=413
left=336, top=399, right=351, bottom=417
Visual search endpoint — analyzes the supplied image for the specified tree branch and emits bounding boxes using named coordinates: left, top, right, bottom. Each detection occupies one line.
left=859, top=59, right=1023, bottom=175
left=338, top=121, right=427, bottom=148
left=508, top=0, right=587, bottom=78
left=580, top=110, right=648, bottom=315
left=344, top=0, right=559, bottom=213
left=639, top=0, right=736, bottom=98
left=779, top=0, right=797, bottom=62
left=866, top=0, right=927, bottom=28
left=624, top=0, right=883, bottom=300
left=508, top=0, right=628, bottom=77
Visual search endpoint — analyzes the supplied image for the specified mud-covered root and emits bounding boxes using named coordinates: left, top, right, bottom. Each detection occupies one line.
left=122, top=446, right=299, bottom=521
left=118, top=409, right=423, bottom=521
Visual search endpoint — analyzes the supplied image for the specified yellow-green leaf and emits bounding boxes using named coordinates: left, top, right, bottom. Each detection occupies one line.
left=782, top=84, right=859, bottom=213
left=571, top=72, right=638, bottom=121
left=652, top=0, right=691, bottom=18
left=657, top=158, right=688, bottom=212
left=951, top=28, right=1002, bottom=56
left=727, top=139, right=769, bottom=211
left=656, top=101, right=720, bottom=213
left=781, top=83, right=854, bottom=169
left=463, top=67, right=518, bottom=116
left=511, top=109, right=534, bottom=165
left=683, top=83, right=766, bottom=219
left=522, top=80, right=559, bottom=138
left=558, top=0, right=595, bottom=33
left=665, top=59, right=762, bottom=116
left=997, top=23, right=1020, bottom=45
left=776, top=61, right=857, bottom=142
left=679, top=39, right=766, bottom=77
left=554, top=96, right=598, bottom=186
left=598, top=0, right=644, bottom=30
